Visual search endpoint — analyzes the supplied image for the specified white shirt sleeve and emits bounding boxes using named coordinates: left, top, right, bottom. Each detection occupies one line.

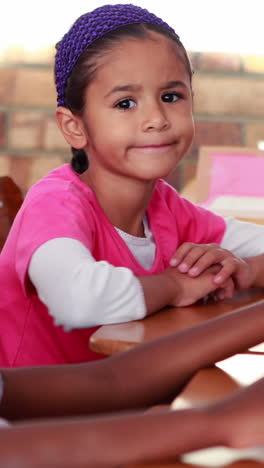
left=28, top=238, right=146, bottom=330
left=221, top=217, right=264, bottom=257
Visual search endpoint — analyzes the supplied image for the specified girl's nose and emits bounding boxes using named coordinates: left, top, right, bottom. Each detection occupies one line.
left=141, top=103, right=170, bottom=132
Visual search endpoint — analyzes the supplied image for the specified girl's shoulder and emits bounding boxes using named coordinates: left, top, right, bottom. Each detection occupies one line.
left=11, top=165, right=98, bottom=250
left=24, top=164, right=94, bottom=205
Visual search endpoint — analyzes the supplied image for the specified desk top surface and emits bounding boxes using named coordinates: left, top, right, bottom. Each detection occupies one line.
left=90, top=289, right=264, bottom=356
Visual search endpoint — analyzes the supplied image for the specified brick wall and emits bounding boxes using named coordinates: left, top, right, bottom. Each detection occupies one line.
left=0, top=46, right=264, bottom=191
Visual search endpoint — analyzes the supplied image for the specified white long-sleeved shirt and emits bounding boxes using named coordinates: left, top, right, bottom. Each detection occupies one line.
left=29, top=217, right=264, bottom=330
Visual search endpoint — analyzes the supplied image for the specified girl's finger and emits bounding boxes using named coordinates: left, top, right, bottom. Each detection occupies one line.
left=215, top=288, right=226, bottom=300
left=225, top=281, right=235, bottom=298
left=177, top=245, right=213, bottom=272
left=169, top=243, right=194, bottom=267
left=188, top=248, right=228, bottom=277
left=217, top=278, right=235, bottom=299
left=213, top=259, right=240, bottom=284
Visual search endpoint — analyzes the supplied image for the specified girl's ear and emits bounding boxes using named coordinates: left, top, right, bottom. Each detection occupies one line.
left=56, top=107, right=88, bottom=149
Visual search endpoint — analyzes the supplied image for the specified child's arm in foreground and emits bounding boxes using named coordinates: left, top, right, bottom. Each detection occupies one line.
left=0, top=375, right=263, bottom=467
left=211, top=376, right=264, bottom=449
left=1, top=298, right=264, bottom=422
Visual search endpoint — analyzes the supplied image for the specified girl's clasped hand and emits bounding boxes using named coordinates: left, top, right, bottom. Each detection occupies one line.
left=169, top=242, right=256, bottom=300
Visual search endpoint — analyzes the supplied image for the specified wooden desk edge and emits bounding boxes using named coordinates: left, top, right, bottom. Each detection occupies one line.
left=90, top=336, right=137, bottom=356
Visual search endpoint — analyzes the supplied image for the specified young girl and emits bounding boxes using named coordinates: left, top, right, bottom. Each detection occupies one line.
left=1, top=3, right=264, bottom=367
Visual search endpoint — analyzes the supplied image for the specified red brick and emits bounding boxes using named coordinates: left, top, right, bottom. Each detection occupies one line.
left=9, top=112, right=46, bottom=150
left=244, top=122, right=264, bottom=147
left=195, top=52, right=241, bottom=73
left=13, top=69, right=56, bottom=107
left=0, top=154, right=66, bottom=193
left=192, top=121, right=242, bottom=152
left=181, top=160, right=198, bottom=188
left=0, top=69, right=17, bottom=106
left=43, top=115, right=69, bottom=150
left=193, top=75, right=264, bottom=117
left=25, top=154, right=67, bottom=190
left=0, top=113, right=7, bottom=147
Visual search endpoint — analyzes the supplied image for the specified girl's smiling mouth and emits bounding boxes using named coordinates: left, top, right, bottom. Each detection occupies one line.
left=132, top=142, right=177, bottom=154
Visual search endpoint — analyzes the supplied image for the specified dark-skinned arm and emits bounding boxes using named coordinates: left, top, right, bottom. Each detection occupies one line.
left=0, top=379, right=264, bottom=468
left=0, top=406, right=225, bottom=468
left=1, top=299, right=264, bottom=421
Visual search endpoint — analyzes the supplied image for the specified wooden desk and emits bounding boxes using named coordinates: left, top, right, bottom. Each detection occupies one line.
left=90, top=289, right=264, bottom=356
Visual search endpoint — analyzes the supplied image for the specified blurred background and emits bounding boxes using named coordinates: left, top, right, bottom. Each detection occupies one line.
left=0, top=0, right=263, bottom=192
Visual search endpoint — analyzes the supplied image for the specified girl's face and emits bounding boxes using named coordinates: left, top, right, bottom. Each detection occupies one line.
left=82, top=32, right=194, bottom=182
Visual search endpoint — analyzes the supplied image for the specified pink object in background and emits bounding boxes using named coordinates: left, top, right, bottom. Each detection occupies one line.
left=202, top=153, right=264, bottom=206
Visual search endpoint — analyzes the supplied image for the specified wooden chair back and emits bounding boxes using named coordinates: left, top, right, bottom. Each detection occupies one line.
left=0, top=176, right=23, bottom=251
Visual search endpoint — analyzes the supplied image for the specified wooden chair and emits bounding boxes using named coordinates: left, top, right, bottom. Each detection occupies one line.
left=0, top=176, right=23, bottom=251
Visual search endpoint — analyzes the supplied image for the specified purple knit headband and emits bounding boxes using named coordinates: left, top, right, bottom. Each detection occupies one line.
left=55, top=3, right=178, bottom=107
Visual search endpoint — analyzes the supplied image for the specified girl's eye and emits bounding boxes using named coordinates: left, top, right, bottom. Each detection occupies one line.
left=116, top=99, right=136, bottom=110
left=162, top=93, right=181, bottom=103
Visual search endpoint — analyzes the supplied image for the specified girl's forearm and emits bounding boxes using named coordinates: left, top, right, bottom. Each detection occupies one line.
left=0, top=408, right=225, bottom=468
left=138, top=272, right=175, bottom=315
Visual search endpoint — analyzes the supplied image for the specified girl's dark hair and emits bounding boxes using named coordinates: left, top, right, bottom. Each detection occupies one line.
left=62, top=23, right=193, bottom=174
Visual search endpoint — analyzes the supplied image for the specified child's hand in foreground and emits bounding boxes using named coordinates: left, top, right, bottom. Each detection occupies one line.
left=169, top=243, right=255, bottom=292
left=164, top=264, right=235, bottom=307
left=215, top=377, right=264, bottom=449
